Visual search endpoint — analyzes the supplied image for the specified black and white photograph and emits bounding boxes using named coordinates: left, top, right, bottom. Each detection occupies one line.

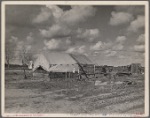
left=1, top=1, right=149, bottom=117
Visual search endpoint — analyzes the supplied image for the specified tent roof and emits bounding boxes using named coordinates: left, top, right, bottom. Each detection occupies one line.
left=33, top=51, right=96, bottom=72
left=39, top=52, right=77, bottom=65
left=34, top=52, right=96, bottom=65
left=49, top=64, right=79, bottom=72
left=70, top=54, right=94, bottom=65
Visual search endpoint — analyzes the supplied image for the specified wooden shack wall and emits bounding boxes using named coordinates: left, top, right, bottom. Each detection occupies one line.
left=49, top=72, right=78, bottom=79
left=5, top=64, right=29, bottom=70
left=79, top=64, right=95, bottom=74
left=95, top=66, right=103, bottom=74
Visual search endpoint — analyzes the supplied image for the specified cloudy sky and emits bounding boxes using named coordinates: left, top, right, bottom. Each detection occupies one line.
left=5, top=5, right=145, bottom=66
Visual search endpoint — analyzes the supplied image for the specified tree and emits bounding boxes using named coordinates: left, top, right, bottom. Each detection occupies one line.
left=21, top=45, right=34, bottom=79
left=5, top=48, right=10, bottom=68
left=5, top=42, right=14, bottom=69
left=21, top=46, right=27, bottom=79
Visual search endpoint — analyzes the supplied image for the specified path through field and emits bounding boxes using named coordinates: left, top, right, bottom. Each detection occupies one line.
left=5, top=80, right=144, bottom=115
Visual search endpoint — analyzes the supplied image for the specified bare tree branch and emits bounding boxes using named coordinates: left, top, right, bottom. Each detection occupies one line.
left=5, top=42, right=14, bottom=68
left=21, top=45, right=34, bottom=79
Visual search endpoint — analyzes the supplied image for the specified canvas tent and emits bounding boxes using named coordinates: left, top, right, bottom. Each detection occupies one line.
left=33, top=51, right=96, bottom=79
left=33, top=52, right=77, bottom=71
left=48, top=64, right=80, bottom=79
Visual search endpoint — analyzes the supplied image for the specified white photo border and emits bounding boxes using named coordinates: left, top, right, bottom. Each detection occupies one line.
left=1, top=1, right=149, bottom=117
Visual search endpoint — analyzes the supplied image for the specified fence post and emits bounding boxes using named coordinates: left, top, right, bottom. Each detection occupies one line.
left=78, top=69, right=80, bottom=80
left=66, top=72, right=67, bottom=79
left=94, top=65, right=95, bottom=77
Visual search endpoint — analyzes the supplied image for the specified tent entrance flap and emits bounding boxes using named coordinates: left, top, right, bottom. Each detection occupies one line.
left=34, top=66, right=48, bottom=73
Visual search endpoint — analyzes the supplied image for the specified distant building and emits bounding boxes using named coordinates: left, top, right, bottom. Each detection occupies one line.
left=130, top=63, right=141, bottom=74
left=106, top=66, right=113, bottom=72
left=5, top=59, right=29, bottom=70
left=141, top=67, right=145, bottom=74
left=112, top=66, right=118, bottom=72
left=95, top=66, right=103, bottom=73
left=112, top=65, right=129, bottom=73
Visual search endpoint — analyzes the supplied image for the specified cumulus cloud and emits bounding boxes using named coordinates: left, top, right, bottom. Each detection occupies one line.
left=7, top=33, right=34, bottom=55
left=112, top=44, right=124, bottom=50
left=26, top=32, right=34, bottom=43
left=90, top=41, right=112, bottom=51
left=34, top=5, right=96, bottom=40
left=46, top=5, right=63, bottom=19
left=115, top=36, right=126, bottom=44
left=118, top=55, right=126, bottom=59
left=66, top=47, right=76, bottom=53
left=10, top=33, right=35, bottom=59
left=134, top=45, right=145, bottom=52
left=106, top=51, right=117, bottom=57
left=78, top=45, right=86, bottom=54
left=66, top=45, right=86, bottom=54
left=32, top=5, right=98, bottom=54
left=26, top=45, right=32, bottom=51
left=90, top=41, right=103, bottom=50
left=32, top=7, right=53, bottom=23
left=33, top=5, right=95, bottom=26
left=65, top=38, right=72, bottom=45
left=40, top=24, right=71, bottom=38
left=6, top=36, right=18, bottom=51
left=103, top=50, right=117, bottom=57
left=32, top=5, right=64, bottom=24
left=17, top=42, right=32, bottom=52
left=44, top=39, right=61, bottom=50
left=9, top=36, right=18, bottom=43
left=90, top=35, right=126, bottom=52
left=77, top=28, right=100, bottom=42
left=61, top=6, right=96, bottom=25
left=133, top=34, right=145, bottom=53
left=128, top=15, right=145, bottom=32
left=14, top=40, right=32, bottom=58
left=109, top=11, right=133, bottom=26
left=14, top=41, right=23, bottom=57
left=111, top=36, right=126, bottom=50
left=44, top=38, right=72, bottom=51
left=90, top=35, right=127, bottom=57
left=16, top=41, right=24, bottom=50
left=137, top=34, right=145, bottom=44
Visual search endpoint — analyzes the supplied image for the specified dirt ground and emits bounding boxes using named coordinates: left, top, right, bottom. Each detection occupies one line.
left=4, top=70, right=145, bottom=116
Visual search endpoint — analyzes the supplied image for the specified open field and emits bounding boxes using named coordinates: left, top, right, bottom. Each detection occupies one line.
left=4, top=70, right=144, bottom=115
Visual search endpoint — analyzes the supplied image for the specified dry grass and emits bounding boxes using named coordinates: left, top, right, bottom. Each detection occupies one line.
left=5, top=70, right=145, bottom=114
